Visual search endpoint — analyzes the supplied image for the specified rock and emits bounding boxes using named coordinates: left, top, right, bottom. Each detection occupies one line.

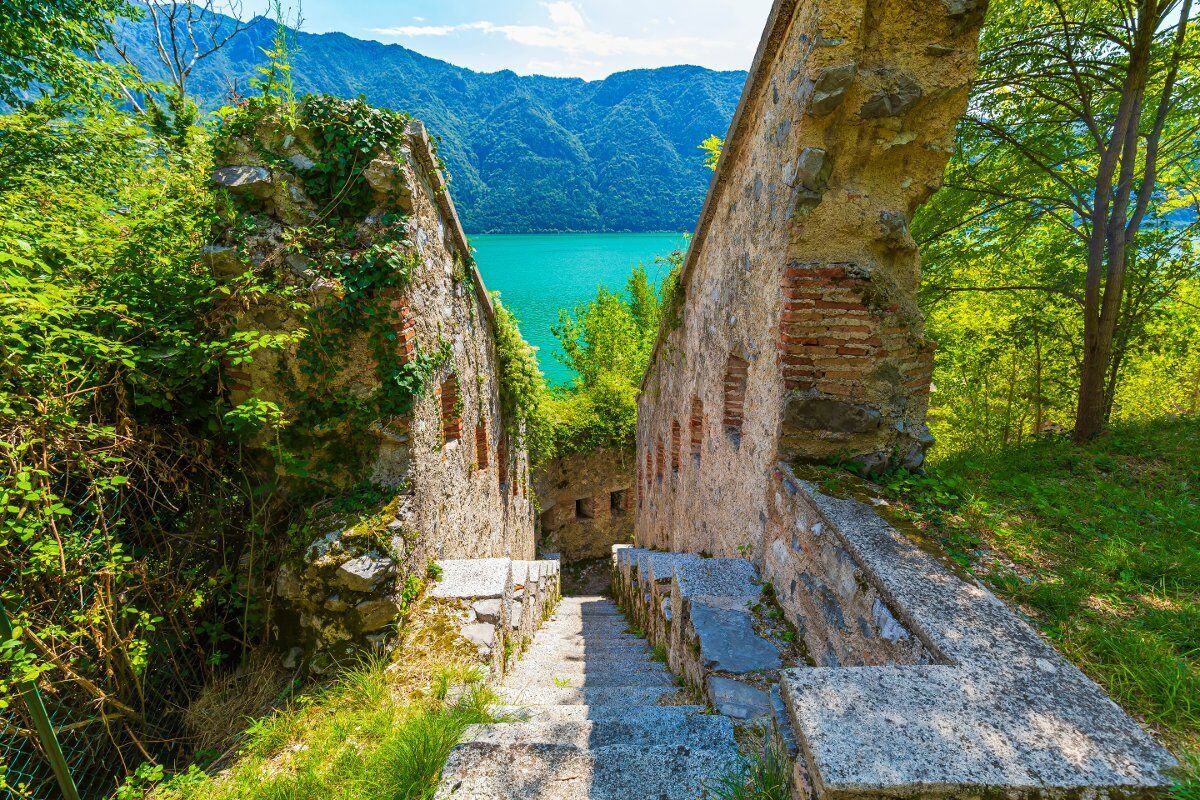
left=472, top=599, right=503, bottom=625
left=690, top=605, right=782, bottom=674
left=282, top=646, right=303, bottom=670
left=706, top=676, right=772, bottom=721
left=878, top=211, right=914, bottom=250
left=202, top=245, right=246, bottom=279
left=354, top=598, right=400, bottom=632
left=784, top=398, right=883, bottom=435
left=287, top=152, right=316, bottom=171
left=462, top=622, right=496, bottom=652
left=212, top=165, right=272, bottom=197
left=794, top=147, right=831, bottom=193
left=860, top=74, right=923, bottom=118
left=510, top=601, right=523, bottom=629
left=286, top=253, right=314, bottom=278
left=324, top=594, right=351, bottom=613
left=335, top=554, right=394, bottom=592
left=810, top=63, right=857, bottom=115
left=362, top=156, right=412, bottom=209
left=274, top=564, right=300, bottom=599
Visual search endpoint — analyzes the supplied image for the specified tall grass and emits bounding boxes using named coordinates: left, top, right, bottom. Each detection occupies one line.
left=148, top=602, right=493, bottom=800
left=704, top=729, right=791, bottom=800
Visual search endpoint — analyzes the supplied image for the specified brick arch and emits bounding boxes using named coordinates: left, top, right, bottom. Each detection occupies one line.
left=439, top=374, right=461, bottom=445
left=689, top=396, right=704, bottom=465
left=670, top=419, right=682, bottom=477
left=475, top=418, right=489, bottom=469
left=722, top=354, right=748, bottom=446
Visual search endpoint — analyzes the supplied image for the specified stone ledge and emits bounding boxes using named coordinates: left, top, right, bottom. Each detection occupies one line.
left=775, top=467, right=1176, bottom=797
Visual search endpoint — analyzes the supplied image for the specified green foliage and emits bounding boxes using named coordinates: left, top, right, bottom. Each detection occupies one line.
left=543, top=257, right=681, bottom=459
left=700, top=134, right=724, bottom=172
left=914, top=0, right=1200, bottom=447
left=107, top=10, right=746, bottom=233
left=0, top=0, right=132, bottom=106
left=491, top=298, right=549, bottom=461
left=705, top=729, right=790, bottom=800
left=878, top=418, right=1199, bottom=779
left=148, top=657, right=495, bottom=800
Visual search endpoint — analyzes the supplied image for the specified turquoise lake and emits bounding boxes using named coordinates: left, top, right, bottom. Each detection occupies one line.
left=471, top=232, right=689, bottom=385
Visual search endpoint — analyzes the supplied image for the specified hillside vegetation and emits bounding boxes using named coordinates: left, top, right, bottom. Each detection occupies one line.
left=108, top=13, right=744, bottom=233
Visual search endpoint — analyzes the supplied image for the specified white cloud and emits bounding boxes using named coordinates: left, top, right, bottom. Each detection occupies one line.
left=372, top=1, right=733, bottom=65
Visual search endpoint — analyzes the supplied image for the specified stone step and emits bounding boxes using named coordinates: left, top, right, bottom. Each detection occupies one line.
left=537, top=621, right=635, bottom=636
left=530, top=633, right=649, bottom=648
left=506, top=657, right=672, bottom=681
left=464, top=710, right=734, bottom=748
left=516, top=648, right=661, bottom=668
left=503, top=666, right=674, bottom=690
left=496, top=684, right=680, bottom=707
left=494, top=704, right=709, bottom=723
left=434, top=741, right=744, bottom=800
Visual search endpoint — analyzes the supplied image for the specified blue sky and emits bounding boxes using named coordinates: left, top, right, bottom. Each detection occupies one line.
left=269, top=1, right=773, bottom=80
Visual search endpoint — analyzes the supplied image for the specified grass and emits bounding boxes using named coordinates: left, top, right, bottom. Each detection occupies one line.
left=145, top=602, right=493, bottom=800
left=851, top=417, right=1199, bottom=795
left=704, top=727, right=791, bottom=800
left=652, top=643, right=668, bottom=663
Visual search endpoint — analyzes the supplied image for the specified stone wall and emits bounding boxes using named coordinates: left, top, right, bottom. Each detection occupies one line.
left=637, top=0, right=984, bottom=562
left=208, top=109, right=535, bottom=663
left=534, top=447, right=635, bottom=561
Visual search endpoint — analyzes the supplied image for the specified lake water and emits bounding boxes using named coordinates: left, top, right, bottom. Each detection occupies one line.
left=472, top=232, right=689, bottom=385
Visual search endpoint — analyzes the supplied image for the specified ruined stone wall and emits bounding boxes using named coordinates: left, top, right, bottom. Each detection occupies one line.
left=636, top=0, right=984, bottom=562
left=209, top=110, right=535, bottom=663
left=534, top=447, right=635, bottom=561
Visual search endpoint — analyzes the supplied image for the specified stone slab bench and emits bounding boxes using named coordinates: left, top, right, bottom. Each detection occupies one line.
left=611, top=546, right=796, bottom=746
left=770, top=468, right=1176, bottom=798
left=433, top=557, right=561, bottom=677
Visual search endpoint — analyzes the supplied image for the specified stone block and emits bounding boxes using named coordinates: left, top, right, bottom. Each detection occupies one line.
left=353, top=597, right=399, bottom=632
left=335, top=554, right=394, bottom=592
left=432, top=558, right=511, bottom=599
left=690, top=604, right=782, bottom=675
left=706, top=676, right=772, bottom=721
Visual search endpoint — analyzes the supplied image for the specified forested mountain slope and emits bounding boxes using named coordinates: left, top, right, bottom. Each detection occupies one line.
left=112, top=14, right=745, bottom=233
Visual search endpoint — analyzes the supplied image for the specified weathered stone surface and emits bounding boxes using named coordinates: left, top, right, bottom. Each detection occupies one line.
left=334, top=554, right=393, bottom=592
left=472, top=598, right=502, bottom=625
left=461, top=622, right=496, bottom=652
left=773, top=476, right=1176, bottom=796
left=706, top=675, right=772, bottom=721
left=432, top=558, right=511, bottom=600
left=201, top=245, right=245, bottom=279
left=534, top=447, right=634, bottom=562
left=438, top=595, right=745, bottom=800
left=859, top=73, right=923, bottom=118
left=690, top=605, right=782, bottom=674
left=636, top=0, right=988, bottom=561
left=214, top=118, right=537, bottom=668
left=353, top=597, right=399, bottom=632
left=784, top=397, right=882, bottom=435
left=809, top=63, right=857, bottom=115
left=211, top=165, right=272, bottom=196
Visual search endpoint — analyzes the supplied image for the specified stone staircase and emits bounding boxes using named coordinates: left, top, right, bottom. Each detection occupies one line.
left=435, top=595, right=745, bottom=799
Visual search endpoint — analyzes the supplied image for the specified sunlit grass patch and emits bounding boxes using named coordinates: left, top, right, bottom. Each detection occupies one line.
left=149, top=602, right=491, bottom=800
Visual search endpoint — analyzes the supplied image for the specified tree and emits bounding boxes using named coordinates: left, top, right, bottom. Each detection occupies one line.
left=917, top=0, right=1199, bottom=441
left=108, top=0, right=267, bottom=112
left=0, top=0, right=131, bottom=104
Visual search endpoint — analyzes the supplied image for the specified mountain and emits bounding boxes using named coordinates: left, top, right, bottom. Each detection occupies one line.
left=112, top=14, right=746, bottom=233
